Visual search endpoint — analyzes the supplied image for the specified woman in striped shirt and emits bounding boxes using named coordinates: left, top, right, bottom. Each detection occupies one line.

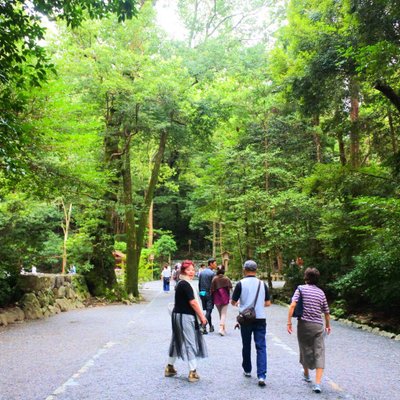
left=287, top=267, right=331, bottom=394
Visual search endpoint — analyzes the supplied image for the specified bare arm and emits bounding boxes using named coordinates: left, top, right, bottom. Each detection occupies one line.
left=324, top=313, right=331, bottom=334
left=287, top=301, right=296, bottom=334
left=189, top=299, right=207, bottom=326
left=265, top=300, right=271, bottom=307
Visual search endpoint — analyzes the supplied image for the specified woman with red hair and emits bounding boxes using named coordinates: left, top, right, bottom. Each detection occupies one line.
left=165, top=260, right=208, bottom=382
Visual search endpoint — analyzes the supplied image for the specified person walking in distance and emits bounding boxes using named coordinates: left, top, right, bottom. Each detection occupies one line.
left=198, top=258, right=217, bottom=333
left=231, top=260, right=271, bottom=387
left=211, top=266, right=232, bottom=336
left=161, top=264, right=172, bottom=292
left=165, top=260, right=208, bottom=382
left=287, top=267, right=331, bottom=394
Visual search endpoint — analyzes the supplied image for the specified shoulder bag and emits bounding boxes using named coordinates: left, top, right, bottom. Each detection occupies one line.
left=292, top=286, right=303, bottom=319
left=236, top=280, right=262, bottom=325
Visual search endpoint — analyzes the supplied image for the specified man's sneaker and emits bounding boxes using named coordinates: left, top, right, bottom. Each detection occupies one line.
left=201, top=327, right=208, bottom=334
left=243, top=372, right=251, bottom=378
left=209, top=325, right=215, bottom=333
left=258, top=378, right=266, bottom=387
left=312, top=384, right=321, bottom=393
left=164, top=364, right=177, bottom=377
left=188, top=370, right=200, bottom=382
left=303, top=373, right=312, bottom=383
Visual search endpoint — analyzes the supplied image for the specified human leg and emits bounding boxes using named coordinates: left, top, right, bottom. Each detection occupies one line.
left=312, top=324, right=325, bottom=389
left=253, top=322, right=267, bottom=380
left=240, top=324, right=253, bottom=374
left=315, top=368, right=323, bottom=384
left=303, top=366, right=311, bottom=382
left=218, top=305, right=228, bottom=335
left=219, top=304, right=228, bottom=325
left=205, top=294, right=214, bottom=330
left=206, top=308, right=214, bottom=331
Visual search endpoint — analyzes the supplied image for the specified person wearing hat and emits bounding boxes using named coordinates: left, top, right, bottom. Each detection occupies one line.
left=231, top=260, right=271, bottom=387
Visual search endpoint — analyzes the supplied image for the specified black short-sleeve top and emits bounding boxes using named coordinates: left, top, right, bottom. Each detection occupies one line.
left=174, top=280, right=196, bottom=316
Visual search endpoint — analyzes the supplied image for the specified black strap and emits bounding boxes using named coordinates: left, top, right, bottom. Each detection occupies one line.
left=252, top=280, right=262, bottom=308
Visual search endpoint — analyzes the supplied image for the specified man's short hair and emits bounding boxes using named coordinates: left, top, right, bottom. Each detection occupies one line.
left=243, top=260, right=257, bottom=271
left=207, top=258, right=216, bottom=266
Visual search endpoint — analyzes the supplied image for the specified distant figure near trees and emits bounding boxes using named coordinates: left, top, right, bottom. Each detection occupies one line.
left=161, top=264, right=172, bottom=292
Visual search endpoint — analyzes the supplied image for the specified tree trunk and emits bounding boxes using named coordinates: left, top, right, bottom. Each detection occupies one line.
left=219, top=222, right=223, bottom=257
left=127, top=129, right=168, bottom=296
left=338, top=131, right=347, bottom=166
left=61, top=200, right=72, bottom=274
left=276, top=249, right=283, bottom=273
left=349, top=79, right=360, bottom=168
left=263, top=122, right=269, bottom=191
left=312, top=115, right=322, bottom=163
left=212, top=220, right=216, bottom=258
left=188, top=0, right=199, bottom=48
left=85, top=91, right=119, bottom=295
left=374, top=81, right=400, bottom=113
left=388, top=109, right=398, bottom=154
left=147, top=200, right=153, bottom=248
left=122, top=132, right=138, bottom=296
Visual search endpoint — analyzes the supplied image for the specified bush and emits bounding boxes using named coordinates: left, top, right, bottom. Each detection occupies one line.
left=0, top=265, right=19, bottom=307
left=333, top=245, right=400, bottom=310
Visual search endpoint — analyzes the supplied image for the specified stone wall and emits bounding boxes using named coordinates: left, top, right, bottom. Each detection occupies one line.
left=0, top=274, right=90, bottom=327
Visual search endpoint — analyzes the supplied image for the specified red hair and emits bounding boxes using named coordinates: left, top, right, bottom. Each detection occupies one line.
left=180, top=260, right=194, bottom=274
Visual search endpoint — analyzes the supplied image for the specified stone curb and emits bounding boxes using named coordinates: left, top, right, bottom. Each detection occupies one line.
left=0, top=274, right=90, bottom=327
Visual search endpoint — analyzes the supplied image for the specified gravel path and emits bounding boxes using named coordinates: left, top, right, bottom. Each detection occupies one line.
left=0, top=280, right=399, bottom=400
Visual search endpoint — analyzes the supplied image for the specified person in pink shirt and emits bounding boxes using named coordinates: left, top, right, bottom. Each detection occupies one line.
left=211, top=266, right=232, bottom=336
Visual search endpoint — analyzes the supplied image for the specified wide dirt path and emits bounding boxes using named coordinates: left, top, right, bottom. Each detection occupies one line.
left=1, top=281, right=399, bottom=400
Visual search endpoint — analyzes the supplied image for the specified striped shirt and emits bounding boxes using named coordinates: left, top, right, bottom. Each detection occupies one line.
left=292, top=284, right=329, bottom=325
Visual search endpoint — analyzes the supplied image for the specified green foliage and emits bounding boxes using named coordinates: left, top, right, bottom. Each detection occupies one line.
left=0, top=194, right=62, bottom=271
left=153, top=234, right=178, bottom=260
left=104, top=283, right=128, bottom=302
left=332, top=196, right=400, bottom=309
left=138, top=248, right=156, bottom=282
left=114, top=241, right=127, bottom=253
left=0, top=266, right=18, bottom=307
left=329, top=299, right=348, bottom=318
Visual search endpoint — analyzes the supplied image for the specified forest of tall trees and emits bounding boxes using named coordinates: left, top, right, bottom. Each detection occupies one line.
left=1, top=0, right=399, bottom=327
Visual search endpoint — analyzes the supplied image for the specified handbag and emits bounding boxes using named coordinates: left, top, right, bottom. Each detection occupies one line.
left=292, top=286, right=303, bottom=319
left=236, top=281, right=261, bottom=325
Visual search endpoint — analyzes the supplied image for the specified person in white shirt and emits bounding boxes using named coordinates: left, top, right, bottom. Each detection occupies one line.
left=161, top=264, right=172, bottom=292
